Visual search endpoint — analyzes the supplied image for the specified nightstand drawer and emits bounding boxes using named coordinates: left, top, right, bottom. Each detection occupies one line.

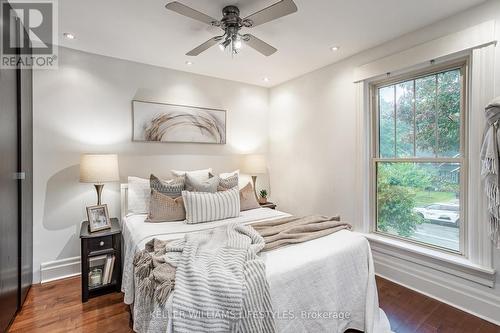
left=87, top=235, right=113, bottom=253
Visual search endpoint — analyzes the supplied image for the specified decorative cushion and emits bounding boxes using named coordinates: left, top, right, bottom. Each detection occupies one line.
left=185, top=173, right=219, bottom=193
left=182, top=187, right=240, bottom=224
left=150, top=174, right=185, bottom=198
left=128, top=176, right=150, bottom=214
left=218, top=173, right=239, bottom=191
left=171, top=168, right=212, bottom=182
left=145, top=189, right=185, bottom=222
left=239, top=182, right=260, bottom=211
left=219, top=169, right=239, bottom=179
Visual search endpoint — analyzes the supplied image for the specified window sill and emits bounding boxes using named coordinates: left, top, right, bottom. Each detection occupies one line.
left=362, top=232, right=496, bottom=288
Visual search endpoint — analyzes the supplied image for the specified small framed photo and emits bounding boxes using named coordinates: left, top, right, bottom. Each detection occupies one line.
left=86, top=204, right=111, bottom=232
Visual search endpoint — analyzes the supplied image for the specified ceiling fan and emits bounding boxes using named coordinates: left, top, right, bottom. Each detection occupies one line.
left=165, top=0, right=298, bottom=57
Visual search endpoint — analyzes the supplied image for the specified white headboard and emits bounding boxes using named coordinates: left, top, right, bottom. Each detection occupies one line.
left=120, top=183, right=129, bottom=222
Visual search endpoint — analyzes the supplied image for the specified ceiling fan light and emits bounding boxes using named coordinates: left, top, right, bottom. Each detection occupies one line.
left=219, top=38, right=231, bottom=51
left=234, top=39, right=242, bottom=49
left=63, top=32, right=75, bottom=40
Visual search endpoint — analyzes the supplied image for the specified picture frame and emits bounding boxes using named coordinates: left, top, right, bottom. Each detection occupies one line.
left=86, top=204, right=111, bottom=232
left=132, top=100, right=227, bottom=144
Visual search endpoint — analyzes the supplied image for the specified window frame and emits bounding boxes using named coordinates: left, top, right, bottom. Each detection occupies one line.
left=369, top=58, right=469, bottom=255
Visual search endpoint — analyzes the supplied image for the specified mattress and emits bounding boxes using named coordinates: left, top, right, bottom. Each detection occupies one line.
left=121, top=208, right=391, bottom=333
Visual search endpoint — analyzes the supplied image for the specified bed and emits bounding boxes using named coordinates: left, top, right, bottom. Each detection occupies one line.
left=120, top=184, right=391, bottom=333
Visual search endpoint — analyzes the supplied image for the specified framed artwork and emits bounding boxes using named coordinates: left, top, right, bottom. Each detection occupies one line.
left=86, top=204, right=111, bottom=232
left=132, top=100, right=226, bottom=144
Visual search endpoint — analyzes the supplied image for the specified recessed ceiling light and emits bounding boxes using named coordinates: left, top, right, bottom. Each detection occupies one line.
left=185, top=61, right=193, bottom=66
left=63, top=32, right=75, bottom=40
left=330, top=46, right=340, bottom=51
left=263, top=77, right=270, bottom=82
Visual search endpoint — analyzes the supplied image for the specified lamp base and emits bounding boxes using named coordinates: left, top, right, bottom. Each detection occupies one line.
left=94, top=184, right=104, bottom=205
left=251, top=175, right=258, bottom=202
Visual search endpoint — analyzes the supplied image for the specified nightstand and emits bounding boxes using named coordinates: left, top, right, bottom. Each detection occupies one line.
left=79, top=217, right=122, bottom=302
left=260, top=202, right=277, bottom=210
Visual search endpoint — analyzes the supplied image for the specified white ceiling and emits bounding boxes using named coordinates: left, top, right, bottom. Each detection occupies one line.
left=59, top=0, right=486, bottom=87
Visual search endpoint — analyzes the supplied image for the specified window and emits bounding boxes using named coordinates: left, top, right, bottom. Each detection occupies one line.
left=371, top=62, right=466, bottom=253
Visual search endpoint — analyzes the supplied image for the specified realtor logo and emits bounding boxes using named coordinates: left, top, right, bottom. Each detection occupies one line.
left=1, top=0, right=58, bottom=68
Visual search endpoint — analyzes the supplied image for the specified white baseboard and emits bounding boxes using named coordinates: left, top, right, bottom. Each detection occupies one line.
left=373, top=251, right=500, bottom=326
left=40, top=256, right=81, bottom=283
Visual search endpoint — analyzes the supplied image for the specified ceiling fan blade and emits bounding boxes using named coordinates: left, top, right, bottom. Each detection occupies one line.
left=243, top=34, right=277, bottom=56
left=165, top=2, right=218, bottom=25
left=186, top=37, right=220, bottom=56
left=243, top=0, right=297, bottom=27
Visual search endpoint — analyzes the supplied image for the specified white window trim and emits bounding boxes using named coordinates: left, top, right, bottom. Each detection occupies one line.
left=364, top=232, right=495, bottom=287
left=369, top=60, right=468, bottom=254
left=354, top=44, right=497, bottom=285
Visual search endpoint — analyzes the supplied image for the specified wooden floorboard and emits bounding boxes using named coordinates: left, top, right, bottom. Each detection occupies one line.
left=376, top=276, right=500, bottom=333
left=9, top=275, right=499, bottom=332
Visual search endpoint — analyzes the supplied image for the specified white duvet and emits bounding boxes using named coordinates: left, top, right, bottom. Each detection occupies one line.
left=121, top=208, right=391, bottom=333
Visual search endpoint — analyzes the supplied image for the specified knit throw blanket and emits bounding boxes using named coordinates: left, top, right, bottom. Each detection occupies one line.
left=481, top=96, right=500, bottom=248
left=134, top=223, right=275, bottom=333
left=133, top=215, right=352, bottom=332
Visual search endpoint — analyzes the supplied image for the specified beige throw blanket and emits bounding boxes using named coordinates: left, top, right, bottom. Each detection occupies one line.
left=133, top=215, right=352, bottom=308
left=252, top=215, right=351, bottom=251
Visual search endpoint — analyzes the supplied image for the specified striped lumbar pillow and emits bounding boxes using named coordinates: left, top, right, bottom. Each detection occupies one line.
left=182, top=187, right=240, bottom=224
left=150, top=174, right=185, bottom=198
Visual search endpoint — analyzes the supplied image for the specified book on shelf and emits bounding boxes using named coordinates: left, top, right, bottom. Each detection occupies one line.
left=89, top=254, right=115, bottom=287
left=108, top=255, right=115, bottom=284
left=102, top=254, right=115, bottom=285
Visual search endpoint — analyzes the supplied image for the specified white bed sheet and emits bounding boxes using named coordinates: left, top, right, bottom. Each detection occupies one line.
left=121, top=209, right=391, bottom=333
left=122, top=208, right=291, bottom=304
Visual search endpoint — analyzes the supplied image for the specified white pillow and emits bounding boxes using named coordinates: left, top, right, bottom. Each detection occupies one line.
left=127, top=176, right=150, bottom=214
left=171, top=168, right=212, bottom=182
left=182, top=188, right=240, bottom=224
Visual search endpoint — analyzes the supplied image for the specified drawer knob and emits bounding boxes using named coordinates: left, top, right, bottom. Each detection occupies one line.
left=99, top=241, right=104, bottom=246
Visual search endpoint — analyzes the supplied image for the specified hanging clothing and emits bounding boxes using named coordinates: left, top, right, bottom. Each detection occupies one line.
left=480, top=96, right=500, bottom=248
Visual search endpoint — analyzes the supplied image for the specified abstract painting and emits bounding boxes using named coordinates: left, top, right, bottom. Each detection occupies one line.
left=132, top=100, right=226, bottom=144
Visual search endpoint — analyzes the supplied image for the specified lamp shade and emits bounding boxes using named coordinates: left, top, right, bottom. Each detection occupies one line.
left=241, top=154, right=267, bottom=175
left=79, top=154, right=119, bottom=183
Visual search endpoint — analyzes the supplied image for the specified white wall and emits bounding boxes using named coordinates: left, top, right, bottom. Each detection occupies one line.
left=33, top=47, right=269, bottom=283
left=269, top=0, right=500, bottom=324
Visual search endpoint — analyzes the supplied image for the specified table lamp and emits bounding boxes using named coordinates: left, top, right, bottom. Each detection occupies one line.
left=79, top=154, right=119, bottom=205
left=241, top=154, right=267, bottom=201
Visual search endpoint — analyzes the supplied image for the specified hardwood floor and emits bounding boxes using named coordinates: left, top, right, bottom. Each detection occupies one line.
left=8, top=275, right=500, bottom=333
left=8, top=277, right=132, bottom=333
left=376, top=277, right=499, bottom=333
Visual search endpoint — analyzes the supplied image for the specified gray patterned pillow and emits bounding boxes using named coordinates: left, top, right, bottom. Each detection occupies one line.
left=218, top=173, right=239, bottom=191
left=146, top=189, right=185, bottom=222
left=150, top=174, right=185, bottom=198
left=185, top=173, right=219, bottom=193
left=182, top=187, right=240, bottom=224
